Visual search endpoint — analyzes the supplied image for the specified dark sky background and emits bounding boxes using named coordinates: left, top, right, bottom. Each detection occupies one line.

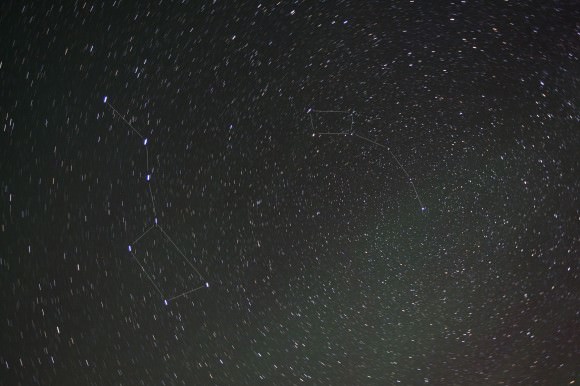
left=1, top=1, right=579, bottom=385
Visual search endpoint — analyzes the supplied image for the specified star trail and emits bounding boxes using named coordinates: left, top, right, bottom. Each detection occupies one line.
left=1, top=1, right=579, bottom=385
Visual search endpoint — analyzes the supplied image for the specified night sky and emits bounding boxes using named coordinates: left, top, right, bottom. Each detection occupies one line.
left=2, top=1, right=579, bottom=385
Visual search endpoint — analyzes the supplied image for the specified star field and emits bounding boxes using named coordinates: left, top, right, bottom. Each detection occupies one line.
left=1, top=1, right=579, bottom=385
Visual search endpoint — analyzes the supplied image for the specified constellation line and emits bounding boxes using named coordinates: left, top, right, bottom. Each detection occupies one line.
left=146, top=146, right=150, bottom=172
left=315, top=132, right=353, bottom=136
left=129, top=250, right=165, bottom=298
left=104, top=95, right=209, bottom=303
left=148, top=184, right=157, bottom=217
left=309, top=109, right=426, bottom=212
left=157, top=225, right=204, bottom=280
left=131, top=224, right=156, bottom=245
left=166, top=283, right=208, bottom=302
left=308, top=109, right=350, bottom=114
left=105, top=101, right=145, bottom=139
